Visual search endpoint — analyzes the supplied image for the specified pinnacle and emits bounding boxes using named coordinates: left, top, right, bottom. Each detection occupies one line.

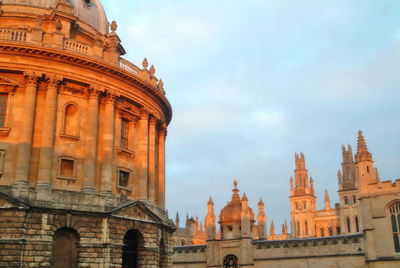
left=258, top=197, right=264, bottom=205
left=357, top=130, right=368, bottom=153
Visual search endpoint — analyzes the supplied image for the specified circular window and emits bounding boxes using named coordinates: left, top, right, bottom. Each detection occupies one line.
left=84, top=0, right=91, bottom=3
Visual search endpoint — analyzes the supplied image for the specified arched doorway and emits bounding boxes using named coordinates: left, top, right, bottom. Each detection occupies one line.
left=159, top=239, right=167, bottom=268
left=122, top=229, right=144, bottom=268
left=51, top=228, right=79, bottom=268
left=223, top=254, right=239, bottom=268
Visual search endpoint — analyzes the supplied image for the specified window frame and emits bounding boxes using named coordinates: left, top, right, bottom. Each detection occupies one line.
left=60, top=102, right=81, bottom=140
left=57, top=156, right=77, bottom=183
left=0, top=77, right=17, bottom=135
left=388, top=201, right=400, bottom=253
left=117, top=167, right=133, bottom=192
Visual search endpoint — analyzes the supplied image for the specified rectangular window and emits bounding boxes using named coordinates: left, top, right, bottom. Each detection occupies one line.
left=60, top=159, right=74, bottom=178
left=119, top=170, right=129, bottom=188
left=120, top=119, right=129, bottom=149
left=0, top=94, right=8, bottom=127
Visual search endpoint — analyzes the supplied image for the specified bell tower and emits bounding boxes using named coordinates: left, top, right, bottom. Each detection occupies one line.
left=290, top=153, right=316, bottom=238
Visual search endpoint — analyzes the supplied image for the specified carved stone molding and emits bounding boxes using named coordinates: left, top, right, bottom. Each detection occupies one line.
left=23, top=71, right=41, bottom=86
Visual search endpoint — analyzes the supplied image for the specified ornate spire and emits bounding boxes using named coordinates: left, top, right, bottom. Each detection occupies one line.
left=355, top=130, right=372, bottom=162
left=324, top=189, right=331, bottom=210
left=208, top=196, right=214, bottom=205
left=175, top=212, right=180, bottom=227
left=232, top=180, right=240, bottom=201
left=258, top=197, right=264, bottom=206
left=270, top=221, right=275, bottom=236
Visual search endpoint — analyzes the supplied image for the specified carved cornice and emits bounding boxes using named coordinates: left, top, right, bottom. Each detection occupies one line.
left=140, top=110, right=150, bottom=120
left=0, top=43, right=172, bottom=124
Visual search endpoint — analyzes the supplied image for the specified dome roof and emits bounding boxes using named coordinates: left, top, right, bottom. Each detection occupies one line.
left=2, top=0, right=109, bottom=35
left=219, top=181, right=255, bottom=225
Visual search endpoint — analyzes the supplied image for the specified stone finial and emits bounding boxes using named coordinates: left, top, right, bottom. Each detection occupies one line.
left=110, top=20, right=117, bottom=32
left=270, top=221, right=275, bottom=236
left=55, top=19, right=63, bottom=31
left=258, top=197, right=264, bottom=206
left=158, top=79, right=165, bottom=94
left=242, top=192, right=248, bottom=201
left=208, top=197, right=214, bottom=205
left=355, top=130, right=372, bottom=162
left=149, top=64, right=156, bottom=75
left=324, top=189, right=331, bottom=210
left=142, top=58, right=149, bottom=69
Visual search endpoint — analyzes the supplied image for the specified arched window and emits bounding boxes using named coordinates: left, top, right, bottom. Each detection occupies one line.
left=355, top=216, right=360, bottom=232
left=305, top=221, right=308, bottom=236
left=389, top=202, right=400, bottom=252
left=51, top=228, right=79, bottom=268
left=63, top=103, right=79, bottom=137
left=346, top=217, right=351, bottom=233
left=122, top=229, right=144, bottom=268
left=223, top=254, right=239, bottom=268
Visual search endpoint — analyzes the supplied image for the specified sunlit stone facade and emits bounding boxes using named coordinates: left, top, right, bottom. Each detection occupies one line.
left=173, top=132, right=400, bottom=268
left=0, top=0, right=174, bottom=267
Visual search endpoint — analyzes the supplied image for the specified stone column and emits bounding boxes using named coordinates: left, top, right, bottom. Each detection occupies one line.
left=148, top=116, right=157, bottom=203
left=156, top=125, right=167, bottom=207
left=12, top=72, right=40, bottom=198
left=100, top=93, right=116, bottom=197
left=36, top=75, right=61, bottom=199
left=136, top=110, right=149, bottom=200
left=82, top=89, right=100, bottom=193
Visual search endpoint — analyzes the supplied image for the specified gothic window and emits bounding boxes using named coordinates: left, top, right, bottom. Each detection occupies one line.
left=62, top=103, right=79, bottom=137
left=366, top=165, right=370, bottom=173
left=296, top=221, right=300, bottom=236
left=353, top=196, right=357, bottom=204
left=329, top=227, right=333, bottom=236
left=389, top=202, right=400, bottom=252
left=0, top=93, right=8, bottom=127
left=320, top=227, right=325, bottom=237
left=346, top=217, right=351, bottom=233
left=336, top=226, right=341, bottom=235
left=223, top=254, right=239, bottom=268
left=51, top=228, right=79, bottom=268
left=305, top=221, right=308, bottom=236
left=0, top=150, right=5, bottom=176
left=303, top=201, right=307, bottom=209
left=355, top=216, right=360, bottom=232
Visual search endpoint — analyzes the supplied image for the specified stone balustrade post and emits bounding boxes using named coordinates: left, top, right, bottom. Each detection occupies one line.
left=82, top=88, right=100, bottom=193
left=12, top=72, right=41, bottom=198
left=36, top=74, right=61, bottom=200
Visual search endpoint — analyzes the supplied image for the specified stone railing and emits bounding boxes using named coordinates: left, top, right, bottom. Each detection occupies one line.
left=173, top=245, right=207, bottom=254
left=120, top=58, right=140, bottom=75
left=254, top=234, right=362, bottom=249
left=315, top=209, right=338, bottom=217
left=0, top=28, right=27, bottom=42
left=64, top=40, right=89, bottom=55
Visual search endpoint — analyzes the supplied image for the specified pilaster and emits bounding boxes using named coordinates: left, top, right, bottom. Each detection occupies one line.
left=156, top=125, right=167, bottom=207
left=36, top=74, right=62, bottom=200
left=100, top=92, right=117, bottom=200
left=12, top=72, right=41, bottom=199
left=82, top=88, right=101, bottom=194
left=148, top=116, right=157, bottom=203
left=137, top=110, right=149, bottom=200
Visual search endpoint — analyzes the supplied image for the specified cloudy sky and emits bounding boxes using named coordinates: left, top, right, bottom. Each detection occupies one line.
left=102, top=0, right=400, bottom=231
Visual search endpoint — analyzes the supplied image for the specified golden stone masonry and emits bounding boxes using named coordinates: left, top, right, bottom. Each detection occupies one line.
left=0, top=0, right=174, bottom=267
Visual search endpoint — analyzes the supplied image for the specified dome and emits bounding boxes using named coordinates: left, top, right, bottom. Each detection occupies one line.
left=219, top=181, right=255, bottom=225
left=1, top=0, right=109, bottom=35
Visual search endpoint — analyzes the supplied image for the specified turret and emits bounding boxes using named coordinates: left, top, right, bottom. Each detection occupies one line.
left=293, top=153, right=314, bottom=195
left=205, top=197, right=216, bottom=240
left=257, top=198, right=267, bottom=239
left=175, top=212, right=180, bottom=228
left=355, top=131, right=378, bottom=192
left=270, top=221, right=275, bottom=238
left=340, top=143, right=357, bottom=190
left=241, top=193, right=251, bottom=237
left=324, top=189, right=331, bottom=210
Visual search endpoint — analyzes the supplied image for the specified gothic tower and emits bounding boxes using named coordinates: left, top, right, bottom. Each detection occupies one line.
left=337, top=142, right=362, bottom=234
left=290, top=153, right=316, bottom=238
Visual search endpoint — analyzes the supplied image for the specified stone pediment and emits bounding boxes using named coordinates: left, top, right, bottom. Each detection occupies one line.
left=0, top=74, right=20, bottom=90
left=110, top=201, right=162, bottom=223
left=0, top=191, right=29, bottom=209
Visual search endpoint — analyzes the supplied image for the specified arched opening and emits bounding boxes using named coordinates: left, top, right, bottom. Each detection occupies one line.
left=223, top=254, right=239, bottom=268
left=389, top=202, right=400, bottom=252
left=159, top=239, right=167, bottom=268
left=122, top=229, right=144, bottom=268
left=51, top=228, right=79, bottom=268
left=63, top=103, right=79, bottom=136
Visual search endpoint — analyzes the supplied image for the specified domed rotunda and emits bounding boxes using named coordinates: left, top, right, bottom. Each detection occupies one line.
left=0, top=0, right=173, bottom=267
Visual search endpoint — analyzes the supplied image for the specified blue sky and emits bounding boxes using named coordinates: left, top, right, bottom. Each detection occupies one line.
left=102, top=0, right=400, bottom=231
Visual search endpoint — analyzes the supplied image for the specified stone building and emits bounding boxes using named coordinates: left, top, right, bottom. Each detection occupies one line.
left=0, top=0, right=175, bottom=267
left=173, top=132, right=400, bottom=268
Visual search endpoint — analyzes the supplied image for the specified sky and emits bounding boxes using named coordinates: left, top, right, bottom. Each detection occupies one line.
left=102, top=0, right=400, bottom=231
